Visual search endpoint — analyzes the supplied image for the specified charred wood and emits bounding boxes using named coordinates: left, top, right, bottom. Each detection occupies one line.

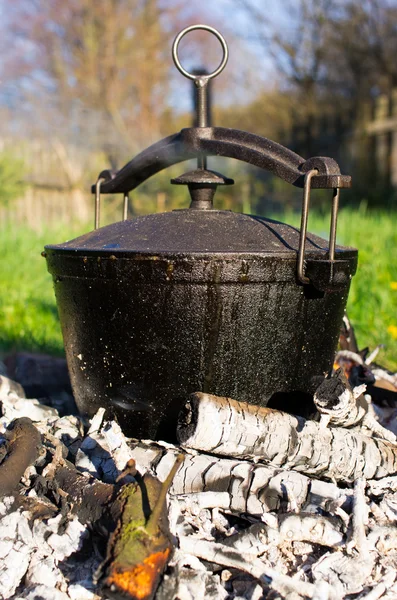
left=0, top=417, right=42, bottom=497
left=314, top=369, right=396, bottom=442
left=177, top=393, right=397, bottom=482
left=126, top=440, right=351, bottom=515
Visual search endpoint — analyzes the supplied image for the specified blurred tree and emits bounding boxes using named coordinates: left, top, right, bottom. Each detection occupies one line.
left=4, top=0, right=397, bottom=214
left=236, top=0, right=397, bottom=206
left=4, top=0, right=181, bottom=162
left=238, top=0, right=397, bottom=103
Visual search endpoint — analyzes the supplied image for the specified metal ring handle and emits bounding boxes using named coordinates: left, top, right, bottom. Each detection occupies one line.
left=297, top=169, right=340, bottom=285
left=172, top=24, right=229, bottom=81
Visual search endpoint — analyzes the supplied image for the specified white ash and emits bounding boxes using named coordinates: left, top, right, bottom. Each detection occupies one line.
left=2, top=372, right=397, bottom=599
left=42, top=415, right=84, bottom=456
left=0, top=504, right=34, bottom=599
left=157, top=549, right=228, bottom=600
left=75, top=407, right=136, bottom=483
left=0, top=499, right=88, bottom=600
left=0, top=377, right=58, bottom=428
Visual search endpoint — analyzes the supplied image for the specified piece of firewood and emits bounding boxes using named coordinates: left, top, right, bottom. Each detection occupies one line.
left=314, top=368, right=368, bottom=428
left=46, top=449, right=182, bottom=600
left=98, top=455, right=183, bottom=600
left=46, top=436, right=350, bottom=531
left=74, top=409, right=349, bottom=514
left=0, top=417, right=42, bottom=497
left=127, top=441, right=351, bottom=515
left=178, top=535, right=337, bottom=599
left=177, top=393, right=397, bottom=482
left=49, top=461, right=119, bottom=529
left=314, top=369, right=396, bottom=442
left=348, top=478, right=369, bottom=554
left=220, top=514, right=344, bottom=550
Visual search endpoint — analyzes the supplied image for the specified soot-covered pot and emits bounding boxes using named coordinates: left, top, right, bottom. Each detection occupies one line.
left=44, top=26, right=358, bottom=439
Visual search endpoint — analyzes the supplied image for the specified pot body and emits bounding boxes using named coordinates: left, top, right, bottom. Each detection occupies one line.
left=46, top=239, right=356, bottom=439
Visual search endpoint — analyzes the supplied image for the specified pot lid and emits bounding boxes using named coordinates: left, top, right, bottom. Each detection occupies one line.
left=46, top=208, right=356, bottom=258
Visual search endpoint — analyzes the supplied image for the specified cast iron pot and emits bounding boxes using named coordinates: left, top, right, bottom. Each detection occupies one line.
left=44, top=125, right=358, bottom=440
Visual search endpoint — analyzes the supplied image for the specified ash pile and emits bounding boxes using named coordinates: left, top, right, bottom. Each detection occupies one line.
left=1, top=326, right=397, bottom=599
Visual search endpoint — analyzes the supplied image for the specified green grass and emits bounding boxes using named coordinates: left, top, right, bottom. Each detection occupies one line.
left=0, top=206, right=396, bottom=370
left=0, top=223, right=88, bottom=357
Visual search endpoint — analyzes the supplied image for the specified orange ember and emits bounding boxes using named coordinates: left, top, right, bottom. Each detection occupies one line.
left=106, top=548, right=171, bottom=599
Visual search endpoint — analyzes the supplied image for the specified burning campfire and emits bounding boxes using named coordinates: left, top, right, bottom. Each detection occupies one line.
left=1, top=316, right=397, bottom=600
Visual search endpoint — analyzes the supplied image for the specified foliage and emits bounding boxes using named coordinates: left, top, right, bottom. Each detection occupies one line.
left=2, top=0, right=225, bottom=163
left=0, top=152, right=25, bottom=207
left=0, top=208, right=396, bottom=372
left=235, top=0, right=397, bottom=207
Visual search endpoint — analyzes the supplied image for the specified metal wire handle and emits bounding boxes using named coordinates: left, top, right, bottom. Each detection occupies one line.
left=94, top=178, right=104, bottom=230
left=297, top=169, right=340, bottom=285
left=95, top=179, right=129, bottom=229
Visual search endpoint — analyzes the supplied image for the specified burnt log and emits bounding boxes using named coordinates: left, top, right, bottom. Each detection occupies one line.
left=177, top=393, right=397, bottom=482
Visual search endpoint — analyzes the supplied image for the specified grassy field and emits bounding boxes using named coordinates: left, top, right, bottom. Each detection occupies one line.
left=1, top=206, right=396, bottom=370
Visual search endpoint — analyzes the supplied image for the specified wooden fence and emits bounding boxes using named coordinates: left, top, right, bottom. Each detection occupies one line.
left=0, top=137, right=99, bottom=230
left=0, top=188, right=91, bottom=231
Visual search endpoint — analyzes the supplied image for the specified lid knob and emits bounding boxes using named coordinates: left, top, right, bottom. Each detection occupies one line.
left=171, top=169, right=234, bottom=210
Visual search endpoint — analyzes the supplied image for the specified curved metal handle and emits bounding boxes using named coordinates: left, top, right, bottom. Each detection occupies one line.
left=297, top=169, right=340, bottom=285
left=92, top=127, right=351, bottom=195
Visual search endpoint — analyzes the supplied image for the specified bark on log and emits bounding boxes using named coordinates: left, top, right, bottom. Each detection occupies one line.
left=45, top=440, right=350, bottom=528
left=313, top=369, right=367, bottom=427
left=127, top=442, right=351, bottom=516
left=220, top=514, right=344, bottom=550
left=51, top=462, right=119, bottom=529
left=99, top=456, right=182, bottom=600
left=177, top=393, right=397, bottom=482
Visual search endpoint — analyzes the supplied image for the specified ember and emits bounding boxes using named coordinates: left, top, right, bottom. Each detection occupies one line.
left=1, top=322, right=397, bottom=600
